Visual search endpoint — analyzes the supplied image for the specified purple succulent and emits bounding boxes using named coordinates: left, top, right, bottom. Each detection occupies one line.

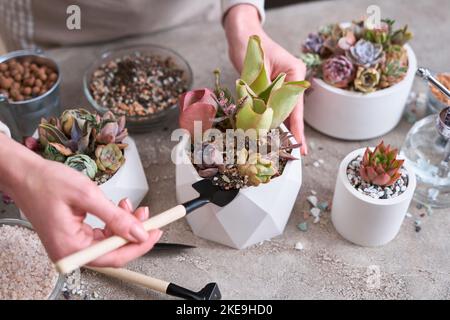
left=303, top=33, right=324, bottom=54
left=347, top=39, right=384, bottom=68
left=96, top=112, right=128, bottom=144
left=322, top=55, right=355, bottom=89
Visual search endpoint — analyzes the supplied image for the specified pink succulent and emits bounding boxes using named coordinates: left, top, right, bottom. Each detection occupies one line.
left=322, top=55, right=355, bottom=88
left=24, top=136, right=39, bottom=151
left=178, top=88, right=217, bottom=137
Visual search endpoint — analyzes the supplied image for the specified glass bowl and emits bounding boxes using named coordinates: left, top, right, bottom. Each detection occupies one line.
left=0, top=218, right=65, bottom=300
left=83, top=44, right=193, bottom=133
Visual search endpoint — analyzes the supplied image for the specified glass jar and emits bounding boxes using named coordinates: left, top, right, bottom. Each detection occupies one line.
left=401, top=108, right=450, bottom=208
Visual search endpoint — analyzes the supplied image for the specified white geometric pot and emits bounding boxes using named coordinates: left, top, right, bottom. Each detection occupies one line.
left=304, top=44, right=417, bottom=140
left=331, top=148, right=416, bottom=247
left=86, top=137, right=149, bottom=228
left=21, top=135, right=149, bottom=229
left=174, top=125, right=302, bottom=249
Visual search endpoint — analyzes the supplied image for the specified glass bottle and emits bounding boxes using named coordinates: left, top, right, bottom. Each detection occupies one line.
left=401, top=68, right=450, bottom=208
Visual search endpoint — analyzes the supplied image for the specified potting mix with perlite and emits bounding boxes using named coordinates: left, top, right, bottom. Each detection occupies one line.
left=0, top=224, right=59, bottom=299
left=89, top=53, right=188, bottom=117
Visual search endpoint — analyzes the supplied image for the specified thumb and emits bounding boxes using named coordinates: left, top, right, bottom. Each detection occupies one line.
left=82, top=196, right=149, bottom=243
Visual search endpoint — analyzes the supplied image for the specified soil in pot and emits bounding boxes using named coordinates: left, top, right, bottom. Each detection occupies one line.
left=347, top=155, right=409, bottom=199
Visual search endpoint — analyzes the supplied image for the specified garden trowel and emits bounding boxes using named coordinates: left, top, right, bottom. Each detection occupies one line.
left=56, top=179, right=239, bottom=274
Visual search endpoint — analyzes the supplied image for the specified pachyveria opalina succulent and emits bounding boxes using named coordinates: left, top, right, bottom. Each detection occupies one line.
left=359, top=141, right=404, bottom=187
left=347, top=39, right=384, bottom=68
left=65, top=154, right=98, bottom=179
left=95, top=143, right=125, bottom=173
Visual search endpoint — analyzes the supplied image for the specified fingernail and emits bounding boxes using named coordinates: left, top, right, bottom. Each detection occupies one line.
left=125, top=198, right=133, bottom=211
left=130, top=224, right=148, bottom=242
left=144, top=206, right=149, bottom=217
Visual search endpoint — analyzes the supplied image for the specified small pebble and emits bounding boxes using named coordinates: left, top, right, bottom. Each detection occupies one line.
left=313, top=161, right=320, bottom=168
left=310, top=190, right=317, bottom=195
left=317, top=201, right=329, bottom=211
left=415, top=225, right=422, bottom=233
left=405, top=212, right=412, bottom=218
left=307, top=195, right=318, bottom=207
left=310, top=207, right=321, bottom=218
left=294, top=242, right=304, bottom=251
left=297, top=222, right=308, bottom=232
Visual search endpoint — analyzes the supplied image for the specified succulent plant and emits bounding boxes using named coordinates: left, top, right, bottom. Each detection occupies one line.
left=390, top=25, right=413, bottom=46
left=322, top=55, right=355, bottom=88
left=65, top=154, right=98, bottom=180
left=236, top=35, right=310, bottom=131
left=61, top=108, right=97, bottom=136
left=193, top=141, right=225, bottom=178
left=379, top=46, right=408, bottom=88
left=363, top=20, right=391, bottom=46
left=347, top=39, right=384, bottom=68
left=300, top=53, right=322, bottom=70
left=303, top=33, right=324, bottom=54
left=359, top=141, right=404, bottom=187
left=96, top=111, right=128, bottom=144
left=42, top=143, right=68, bottom=163
left=354, top=67, right=381, bottom=93
left=178, top=88, right=217, bottom=137
left=237, top=149, right=277, bottom=186
left=95, top=143, right=125, bottom=173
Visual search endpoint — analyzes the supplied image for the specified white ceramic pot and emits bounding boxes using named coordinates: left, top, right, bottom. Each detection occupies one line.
left=21, top=136, right=149, bottom=229
left=331, top=148, right=416, bottom=247
left=304, top=45, right=417, bottom=140
left=174, top=125, right=302, bottom=249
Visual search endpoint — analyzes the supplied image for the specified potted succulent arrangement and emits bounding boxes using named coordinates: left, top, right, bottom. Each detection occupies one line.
left=301, top=19, right=417, bottom=140
left=331, top=141, right=416, bottom=246
left=24, top=108, right=149, bottom=228
left=175, top=35, right=310, bottom=249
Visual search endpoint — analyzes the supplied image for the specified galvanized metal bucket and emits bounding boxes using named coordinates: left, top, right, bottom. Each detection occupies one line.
left=0, top=49, right=61, bottom=141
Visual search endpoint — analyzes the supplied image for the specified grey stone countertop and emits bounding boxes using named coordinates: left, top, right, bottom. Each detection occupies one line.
left=2, top=0, right=449, bottom=299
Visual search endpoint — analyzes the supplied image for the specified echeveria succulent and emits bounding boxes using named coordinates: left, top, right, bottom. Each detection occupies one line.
left=379, top=47, right=408, bottom=88
left=354, top=67, right=381, bottom=93
left=237, top=149, right=277, bottom=186
left=322, top=55, right=355, bottom=88
left=303, top=33, right=324, bottom=54
left=96, top=111, right=128, bottom=144
left=236, top=35, right=310, bottom=131
left=178, top=88, right=217, bottom=137
left=347, top=39, right=384, bottom=68
left=61, top=108, right=97, bottom=136
left=300, top=53, right=322, bottom=70
left=42, top=143, right=67, bottom=163
left=65, top=154, right=98, bottom=180
left=95, top=143, right=125, bottom=173
left=363, top=21, right=391, bottom=46
left=359, top=141, right=404, bottom=187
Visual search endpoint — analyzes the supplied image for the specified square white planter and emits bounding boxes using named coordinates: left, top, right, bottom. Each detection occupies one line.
left=175, top=125, right=302, bottom=249
left=21, top=136, right=149, bottom=229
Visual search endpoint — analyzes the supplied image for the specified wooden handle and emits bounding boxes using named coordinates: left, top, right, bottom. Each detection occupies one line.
left=86, top=267, right=169, bottom=294
left=55, top=205, right=187, bottom=274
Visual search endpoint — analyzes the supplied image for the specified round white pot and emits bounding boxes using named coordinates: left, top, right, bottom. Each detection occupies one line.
left=331, top=148, right=416, bottom=247
left=304, top=44, right=417, bottom=140
left=174, top=124, right=302, bottom=249
left=21, top=135, right=149, bottom=229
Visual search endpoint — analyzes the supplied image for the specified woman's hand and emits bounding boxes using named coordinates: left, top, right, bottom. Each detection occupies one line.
left=0, top=134, right=162, bottom=267
left=224, top=4, right=308, bottom=155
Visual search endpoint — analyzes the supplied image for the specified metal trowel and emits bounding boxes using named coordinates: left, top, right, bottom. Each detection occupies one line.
left=56, top=179, right=239, bottom=274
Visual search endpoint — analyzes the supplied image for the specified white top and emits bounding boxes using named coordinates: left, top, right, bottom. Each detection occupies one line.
left=0, top=121, right=11, bottom=138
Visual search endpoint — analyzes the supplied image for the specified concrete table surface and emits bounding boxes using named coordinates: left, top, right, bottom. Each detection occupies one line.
left=2, top=0, right=450, bottom=299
